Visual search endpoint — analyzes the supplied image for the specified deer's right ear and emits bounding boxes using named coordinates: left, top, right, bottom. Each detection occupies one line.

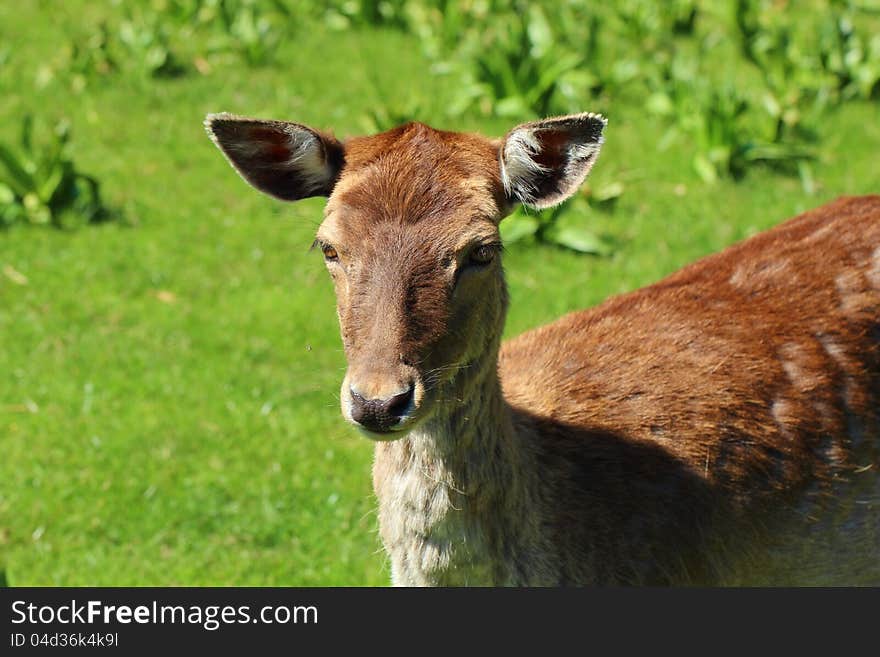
left=204, top=113, right=344, bottom=201
left=500, top=112, right=606, bottom=210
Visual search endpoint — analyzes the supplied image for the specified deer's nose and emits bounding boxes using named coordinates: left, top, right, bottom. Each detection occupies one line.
left=349, top=384, right=414, bottom=433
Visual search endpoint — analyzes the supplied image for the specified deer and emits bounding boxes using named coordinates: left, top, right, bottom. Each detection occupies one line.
left=205, top=111, right=880, bottom=586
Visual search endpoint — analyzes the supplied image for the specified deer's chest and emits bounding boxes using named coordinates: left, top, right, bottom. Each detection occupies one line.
left=373, top=455, right=500, bottom=586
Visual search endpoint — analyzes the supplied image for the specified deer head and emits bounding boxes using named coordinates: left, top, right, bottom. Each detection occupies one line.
left=206, top=113, right=606, bottom=439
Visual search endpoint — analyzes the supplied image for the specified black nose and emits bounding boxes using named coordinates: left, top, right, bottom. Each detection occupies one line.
left=349, top=385, right=414, bottom=433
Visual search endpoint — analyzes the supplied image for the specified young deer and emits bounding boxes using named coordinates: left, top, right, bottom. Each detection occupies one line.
left=206, top=112, right=879, bottom=586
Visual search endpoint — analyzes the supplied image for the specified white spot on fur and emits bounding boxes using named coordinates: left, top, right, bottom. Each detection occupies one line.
left=818, top=334, right=865, bottom=447
left=771, top=398, right=796, bottom=439
left=818, top=334, right=847, bottom=366
left=729, top=258, right=790, bottom=289
left=779, top=342, right=808, bottom=390
left=728, top=267, right=745, bottom=288
left=835, top=271, right=865, bottom=314
left=803, top=222, right=838, bottom=244
left=866, top=246, right=880, bottom=289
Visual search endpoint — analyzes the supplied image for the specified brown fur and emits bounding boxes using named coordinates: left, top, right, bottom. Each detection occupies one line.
left=206, top=114, right=880, bottom=585
left=501, top=195, right=880, bottom=584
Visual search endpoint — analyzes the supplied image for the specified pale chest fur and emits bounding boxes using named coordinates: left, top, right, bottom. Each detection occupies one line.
left=372, top=434, right=500, bottom=586
left=370, top=405, right=560, bottom=587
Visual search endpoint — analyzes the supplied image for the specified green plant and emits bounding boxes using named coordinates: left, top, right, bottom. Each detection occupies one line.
left=666, top=0, right=700, bottom=35
left=403, top=0, right=505, bottom=62
left=818, top=3, right=880, bottom=100
left=118, top=9, right=185, bottom=78
left=501, top=197, right=615, bottom=255
left=685, top=85, right=813, bottom=183
left=62, top=22, right=117, bottom=92
left=451, top=5, right=591, bottom=118
left=0, top=117, right=105, bottom=228
left=322, top=0, right=409, bottom=30
left=359, top=97, right=434, bottom=134
left=734, top=0, right=825, bottom=111
left=226, top=3, right=286, bottom=65
left=736, top=0, right=777, bottom=67
left=736, top=0, right=880, bottom=103
left=193, top=0, right=292, bottom=66
left=615, top=0, right=699, bottom=42
left=645, top=34, right=815, bottom=185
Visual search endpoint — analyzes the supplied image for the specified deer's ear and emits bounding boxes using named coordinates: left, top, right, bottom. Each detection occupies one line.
left=500, top=112, right=606, bottom=210
left=204, top=113, right=344, bottom=201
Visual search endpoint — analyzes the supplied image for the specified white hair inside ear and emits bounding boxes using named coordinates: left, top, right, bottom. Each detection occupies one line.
left=204, top=113, right=344, bottom=201
left=500, top=112, right=606, bottom=210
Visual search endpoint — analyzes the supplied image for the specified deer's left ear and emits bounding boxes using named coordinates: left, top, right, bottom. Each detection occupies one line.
left=500, top=113, right=606, bottom=210
left=205, top=113, right=344, bottom=201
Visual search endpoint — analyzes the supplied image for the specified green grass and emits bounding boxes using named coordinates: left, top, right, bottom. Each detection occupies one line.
left=1, top=1, right=878, bottom=585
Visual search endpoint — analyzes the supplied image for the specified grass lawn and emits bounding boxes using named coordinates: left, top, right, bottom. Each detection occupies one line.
left=1, top=1, right=878, bottom=585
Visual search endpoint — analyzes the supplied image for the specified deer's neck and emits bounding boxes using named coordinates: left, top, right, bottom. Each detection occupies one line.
left=372, top=351, right=546, bottom=586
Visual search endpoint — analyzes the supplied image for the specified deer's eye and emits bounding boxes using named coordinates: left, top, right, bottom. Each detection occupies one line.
left=322, top=244, right=339, bottom=262
left=469, top=244, right=497, bottom=266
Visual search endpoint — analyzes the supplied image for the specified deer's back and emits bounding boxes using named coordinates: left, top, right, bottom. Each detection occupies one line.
left=499, top=195, right=880, bottom=584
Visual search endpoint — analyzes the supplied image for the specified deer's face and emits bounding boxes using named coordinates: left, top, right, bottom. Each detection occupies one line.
left=206, top=113, right=605, bottom=439
left=316, top=125, right=508, bottom=437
